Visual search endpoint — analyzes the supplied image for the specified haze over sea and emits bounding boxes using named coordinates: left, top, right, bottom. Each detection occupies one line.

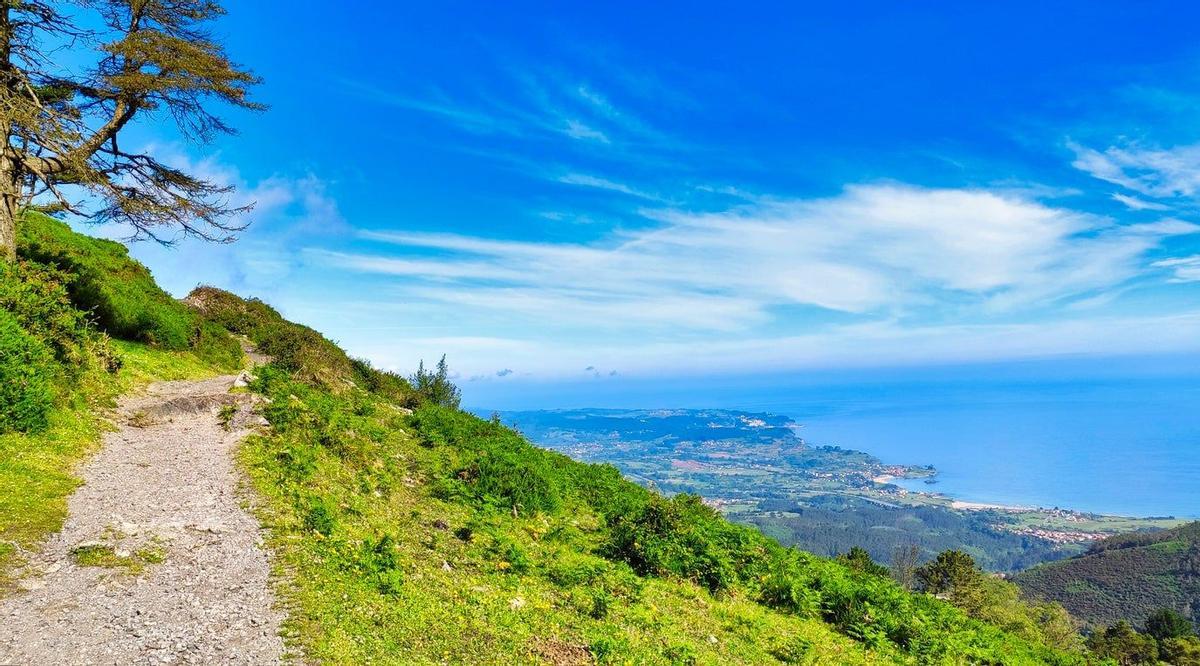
left=466, top=354, right=1200, bottom=519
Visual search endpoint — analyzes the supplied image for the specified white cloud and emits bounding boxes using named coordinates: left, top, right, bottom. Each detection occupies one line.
left=1111, top=193, right=1171, bottom=211
left=562, top=119, right=609, bottom=143
left=1071, top=140, right=1200, bottom=198
left=556, top=172, right=665, bottom=200
left=1153, top=255, right=1200, bottom=283
left=331, top=184, right=1196, bottom=334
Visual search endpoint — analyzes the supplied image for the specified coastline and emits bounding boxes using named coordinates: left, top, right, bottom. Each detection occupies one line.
left=867, top=472, right=1187, bottom=544
left=950, top=499, right=1037, bottom=511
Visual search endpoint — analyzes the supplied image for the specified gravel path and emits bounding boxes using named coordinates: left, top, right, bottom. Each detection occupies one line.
left=0, top=375, right=285, bottom=665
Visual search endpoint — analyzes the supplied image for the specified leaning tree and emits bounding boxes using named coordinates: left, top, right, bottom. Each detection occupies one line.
left=0, top=0, right=262, bottom=261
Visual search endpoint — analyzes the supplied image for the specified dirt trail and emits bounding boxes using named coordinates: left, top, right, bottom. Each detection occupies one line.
left=0, top=375, right=284, bottom=665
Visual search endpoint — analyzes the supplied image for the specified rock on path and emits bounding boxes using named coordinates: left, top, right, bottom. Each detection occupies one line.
left=0, top=375, right=284, bottom=665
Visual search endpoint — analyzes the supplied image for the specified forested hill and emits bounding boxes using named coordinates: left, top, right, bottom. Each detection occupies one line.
left=1015, top=522, right=1200, bottom=632
left=0, top=213, right=1110, bottom=663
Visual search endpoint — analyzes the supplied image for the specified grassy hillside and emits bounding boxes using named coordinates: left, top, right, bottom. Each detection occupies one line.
left=1015, top=522, right=1200, bottom=632
left=1, top=218, right=1104, bottom=664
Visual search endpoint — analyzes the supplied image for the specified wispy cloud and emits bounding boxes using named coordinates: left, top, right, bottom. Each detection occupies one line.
left=1071, top=140, right=1200, bottom=199
left=342, top=58, right=683, bottom=159
left=1153, top=255, right=1200, bottom=283
left=555, top=172, right=666, bottom=201
left=1111, top=192, right=1171, bottom=211
left=562, top=119, right=609, bottom=143
left=323, top=184, right=1198, bottom=338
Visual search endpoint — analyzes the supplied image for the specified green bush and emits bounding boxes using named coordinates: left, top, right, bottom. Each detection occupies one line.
left=190, top=319, right=243, bottom=368
left=604, top=494, right=748, bottom=593
left=0, top=260, right=117, bottom=374
left=410, top=405, right=567, bottom=514
left=16, top=213, right=240, bottom=367
left=771, top=635, right=815, bottom=664
left=304, top=497, right=337, bottom=536
left=760, top=553, right=822, bottom=618
left=410, top=356, right=460, bottom=408
left=0, top=310, right=55, bottom=433
left=350, top=357, right=413, bottom=406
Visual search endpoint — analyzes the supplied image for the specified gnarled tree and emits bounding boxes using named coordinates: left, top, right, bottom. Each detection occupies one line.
left=0, top=0, right=262, bottom=261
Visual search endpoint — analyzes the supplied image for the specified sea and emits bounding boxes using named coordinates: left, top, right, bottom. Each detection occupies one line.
left=466, top=354, right=1200, bottom=519
left=758, top=376, right=1200, bottom=518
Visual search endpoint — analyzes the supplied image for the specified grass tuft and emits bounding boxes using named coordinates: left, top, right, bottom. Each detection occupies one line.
left=70, top=542, right=165, bottom=574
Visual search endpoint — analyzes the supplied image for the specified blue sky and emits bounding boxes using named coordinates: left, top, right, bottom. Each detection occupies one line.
left=91, top=1, right=1200, bottom=404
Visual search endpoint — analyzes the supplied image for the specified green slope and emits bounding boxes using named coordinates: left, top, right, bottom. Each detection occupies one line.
left=1015, top=522, right=1200, bottom=632
left=1, top=218, right=1101, bottom=664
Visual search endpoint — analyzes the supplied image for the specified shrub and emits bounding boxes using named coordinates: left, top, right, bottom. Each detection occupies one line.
left=191, top=319, right=243, bottom=368
left=0, top=310, right=56, bottom=433
left=410, top=355, right=460, bottom=408
left=837, top=546, right=890, bottom=578
left=1087, top=621, right=1160, bottom=664
left=357, top=534, right=404, bottom=595
left=1163, top=636, right=1200, bottom=665
left=304, top=498, right=337, bottom=536
left=411, top=405, right=565, bottom=514
left=489, top=536, right=532, bottom=574
left=603, top=494, right=748, bottom=593
left=771, top=635, right=815, bottom=664
left=1145, top=607, right=1193, bottom=642
left=0, top=260, right=117, bottom=374
left=915, top=549, right=981, bottom=596
left=759, top=554, right=822, bottom=617
left=350, top=358, right=414, bottom=406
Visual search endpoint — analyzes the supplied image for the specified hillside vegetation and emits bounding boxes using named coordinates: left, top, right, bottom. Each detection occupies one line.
left=1, top=217, right=1106, bottom=664
left=1016, top=522, right=1200, bottom=633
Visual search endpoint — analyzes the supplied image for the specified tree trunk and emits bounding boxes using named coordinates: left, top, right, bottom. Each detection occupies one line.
left=0, top=174, right=15, bottom=262
left=0, top=4, right=12, bottom=263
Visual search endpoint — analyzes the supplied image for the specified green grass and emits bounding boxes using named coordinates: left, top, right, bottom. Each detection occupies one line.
left=69, top=542, right=166, bottom=575
left=109, top=338, right=234, bottom=389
